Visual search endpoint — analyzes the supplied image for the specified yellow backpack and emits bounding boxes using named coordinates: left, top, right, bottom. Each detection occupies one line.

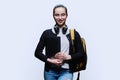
left=70, top=29, right=87, bottom=80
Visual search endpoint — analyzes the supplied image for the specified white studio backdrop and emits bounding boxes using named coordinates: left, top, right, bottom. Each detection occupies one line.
left=0, top=0, right=120, bottom=80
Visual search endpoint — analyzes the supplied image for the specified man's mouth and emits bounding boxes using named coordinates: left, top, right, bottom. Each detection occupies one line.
left=58, top=20, right=63, bottom=23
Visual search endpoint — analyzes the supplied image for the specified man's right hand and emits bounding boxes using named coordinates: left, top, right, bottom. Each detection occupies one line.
left=47, top=58, right=63, bottom=66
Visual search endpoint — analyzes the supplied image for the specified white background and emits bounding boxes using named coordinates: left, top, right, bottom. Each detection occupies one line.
left=0, top=0, right=120, bottom=80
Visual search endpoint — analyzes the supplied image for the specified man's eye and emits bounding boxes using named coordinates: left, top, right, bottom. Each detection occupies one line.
left=61, top=14, right=66, bottom=16
left=55, top=14, right=59, bottom=16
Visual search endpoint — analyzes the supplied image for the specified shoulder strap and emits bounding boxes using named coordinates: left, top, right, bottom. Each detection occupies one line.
left=70, top=28, right=75, bottom=45
left=70, top=28, right=81, bottom=80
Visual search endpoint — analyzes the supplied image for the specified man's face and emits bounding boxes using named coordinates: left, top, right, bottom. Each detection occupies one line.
left=53, top=7, right=67, bottom=27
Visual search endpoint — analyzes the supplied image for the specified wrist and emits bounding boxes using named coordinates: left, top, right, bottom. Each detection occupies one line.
left=64, top=55, right=71, bottom=60
left=68, top=55, right=71, bottom=60
left=47, top=58, right=51, bottom=63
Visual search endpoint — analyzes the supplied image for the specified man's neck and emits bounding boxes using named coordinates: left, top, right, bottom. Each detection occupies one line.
left=56, top=24, right=66, bottom=28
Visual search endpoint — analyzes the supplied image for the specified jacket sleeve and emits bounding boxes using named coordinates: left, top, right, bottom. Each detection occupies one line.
left=70, top=30, right=84, bottom=60
left=34, top=31, right=48, bottom=62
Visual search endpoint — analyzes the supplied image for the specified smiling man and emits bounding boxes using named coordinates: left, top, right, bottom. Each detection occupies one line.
left=53, top=5, right=68, bottom=27
left=35, top=4, right=84, bottom=80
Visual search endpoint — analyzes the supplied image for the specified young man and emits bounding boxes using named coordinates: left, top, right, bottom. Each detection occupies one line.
left=35, top=4, right=84, bottom=80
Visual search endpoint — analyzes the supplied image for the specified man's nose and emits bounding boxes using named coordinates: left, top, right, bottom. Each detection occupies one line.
left=58, top=15, right=62, bottom=19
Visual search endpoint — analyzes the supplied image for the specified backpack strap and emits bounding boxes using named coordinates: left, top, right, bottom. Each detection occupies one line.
left=70, top=28, right=80, bottom=80
left=70, top=28, right=75, bottom=52
left=70, top=28, right=75, bottom=45
left=77, top=72, right=80, bottom=80
left=70, top=29, right=86, bottom=53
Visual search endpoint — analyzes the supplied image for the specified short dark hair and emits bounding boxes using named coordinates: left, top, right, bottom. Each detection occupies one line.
left=53, top=4, right=68, bottom=16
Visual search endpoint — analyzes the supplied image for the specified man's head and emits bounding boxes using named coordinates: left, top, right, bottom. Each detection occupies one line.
left=53, top=4, right=68, bottom=27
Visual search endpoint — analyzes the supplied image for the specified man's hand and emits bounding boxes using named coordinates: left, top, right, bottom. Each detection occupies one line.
left=55, top=52, right=71, bottom=60
left=47, top=58, right=62, bottom=66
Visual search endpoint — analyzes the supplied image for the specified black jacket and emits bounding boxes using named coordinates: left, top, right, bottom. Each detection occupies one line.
left=35, top=28, right=84, bottom=72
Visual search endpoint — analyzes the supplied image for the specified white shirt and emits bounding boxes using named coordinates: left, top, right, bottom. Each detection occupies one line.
left=57, top=28, right=70, bottom=69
